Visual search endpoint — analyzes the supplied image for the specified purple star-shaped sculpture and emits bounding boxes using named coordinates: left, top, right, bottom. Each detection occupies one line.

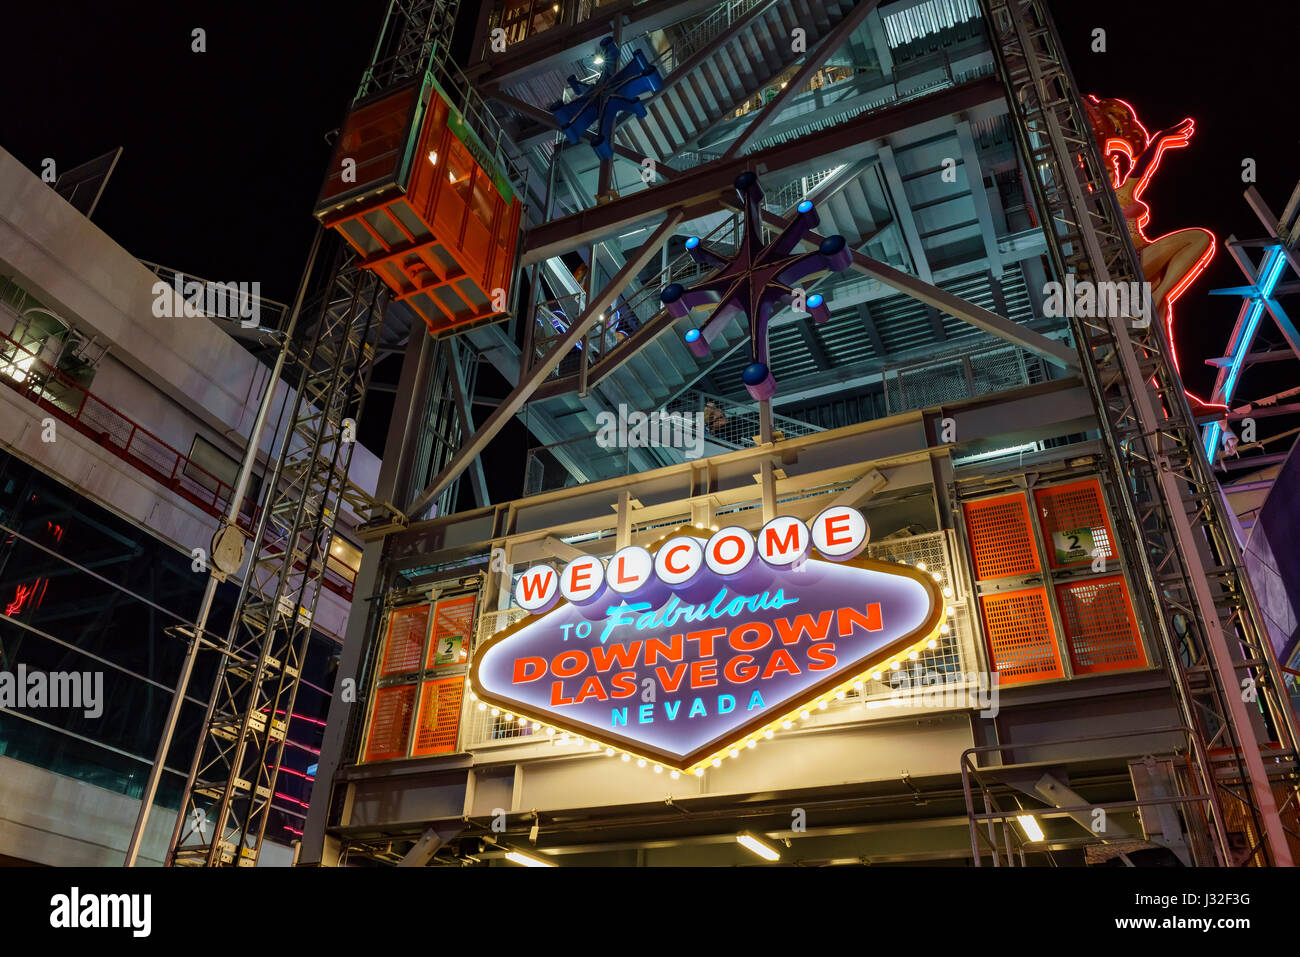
left=661, top=172, right=851, bottom=399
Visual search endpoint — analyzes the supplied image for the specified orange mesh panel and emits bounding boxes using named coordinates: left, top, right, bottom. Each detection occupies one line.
left=379, top=604, right=430, bottom=676
left=963, top=493, right=1040, bottom=580
left=363, top=684, right=416, bottom=762
left=1034, top=479, right=1117, bottom=569
left=980, top=587, right=1063, bottom=684
left=1056, top=576, right=1146, bottom=674
left=318, top=86, right=416, bottom=205
left=427, top=593, right=477, bottom=669
left=411, top=677, right=465, bottom=756
left=408, top=96, right=449, bottom=204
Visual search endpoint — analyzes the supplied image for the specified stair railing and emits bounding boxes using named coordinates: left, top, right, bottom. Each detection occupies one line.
left=654, top=0, right=767, bottom=75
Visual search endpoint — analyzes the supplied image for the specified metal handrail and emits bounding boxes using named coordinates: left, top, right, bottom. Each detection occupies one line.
left=665, top=389, right=823, bottom=448
left=653, top=0, right=766, bottom=75
left=520, top=388, right=824, bottom=495
left=427, top=50, right=527, bottom=190
left=883, top=342, right=1047, bottom=416
left=746, top=62, right=996, bottom=155
left=0, top=314, right=245, bottom=523
left=137, top=260, right=291, bottom=330
left=530, top=209, right=744, bottom=372
left=766, top=165, right=847, bottom=213
left=959, top=724, right=1213, bottom=866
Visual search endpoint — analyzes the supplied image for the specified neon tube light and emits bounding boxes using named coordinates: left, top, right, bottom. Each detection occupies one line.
left=1087, top=96, right=1219, bottom=411
left=1203, top=245, right=1288, bottom=458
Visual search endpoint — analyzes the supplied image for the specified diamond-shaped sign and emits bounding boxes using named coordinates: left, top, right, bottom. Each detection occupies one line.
left=470, top=524, right=943, bottom=772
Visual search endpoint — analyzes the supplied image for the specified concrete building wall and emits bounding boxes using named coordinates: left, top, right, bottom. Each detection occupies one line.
left=0, top=145, right=381, bottom=513
left=0, top=755, right=294, bottom=867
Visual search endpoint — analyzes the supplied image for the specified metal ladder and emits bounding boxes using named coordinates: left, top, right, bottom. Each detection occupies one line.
left=982, top=0, right=1299, bottom=866
left=169, top=249, right=387, bottom=866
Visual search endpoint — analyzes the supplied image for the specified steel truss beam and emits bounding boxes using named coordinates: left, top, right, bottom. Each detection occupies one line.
left=404, top=209, right=686, bottom=518
left=745, top=206, right=1080, bottom=371
left=526, top=156, right=882, bottom=402
left=521, top=76, right=1004, bottom=265
left=469, top=0, right=719, bottom=89
left=169, top=248, right=387, bottom=867
left=445, top=337, right=490, bottom=507
left=984, top=0, right=1299, bottom=866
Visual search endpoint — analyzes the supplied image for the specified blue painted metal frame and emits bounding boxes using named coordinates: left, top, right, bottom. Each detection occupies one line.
left=1203, top=244, right=1291, bottom=457
left=549, top=37, right=663, bottom=160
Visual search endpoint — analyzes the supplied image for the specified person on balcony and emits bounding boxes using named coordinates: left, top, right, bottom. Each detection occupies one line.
left=704, top=400, right=728, bottom=435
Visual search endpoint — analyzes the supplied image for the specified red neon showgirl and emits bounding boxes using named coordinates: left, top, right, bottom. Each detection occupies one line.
left=1084, top=95, right=1220, bottom=411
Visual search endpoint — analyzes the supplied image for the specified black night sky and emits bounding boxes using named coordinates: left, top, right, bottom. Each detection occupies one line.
left=2, top=1, right=1296, bottom=501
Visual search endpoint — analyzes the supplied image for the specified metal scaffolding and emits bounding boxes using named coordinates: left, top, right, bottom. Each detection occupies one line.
left=983, top=0, right=1299, bottom=866
left=168, top=251, right=387, bottom=866
left=165, top=0, right=465, bottom=867
left=272, top=0, right=1300, bottom=867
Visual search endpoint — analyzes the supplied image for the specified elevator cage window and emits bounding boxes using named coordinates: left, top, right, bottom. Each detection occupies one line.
left=961, top=476, right=1148, bottom=685
left=361, top=592, right=478, bottom=762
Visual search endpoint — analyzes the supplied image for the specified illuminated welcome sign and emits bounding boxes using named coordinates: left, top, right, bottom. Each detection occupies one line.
left=469, top=508, right=945, bottom=774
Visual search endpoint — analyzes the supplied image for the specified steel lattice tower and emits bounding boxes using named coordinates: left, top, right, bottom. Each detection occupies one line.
left=983, top=0, right=1300, bottom=866
left=167, top=0, right=462, bottom=867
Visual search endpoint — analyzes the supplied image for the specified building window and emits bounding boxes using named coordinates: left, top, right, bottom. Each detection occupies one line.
left=184, top=434, right=261, bottom=501
left=327, top=534, right=362, bottom=584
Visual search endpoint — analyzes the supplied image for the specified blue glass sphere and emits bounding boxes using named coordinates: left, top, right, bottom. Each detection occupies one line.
left=819, top=235, right=846, bottom=256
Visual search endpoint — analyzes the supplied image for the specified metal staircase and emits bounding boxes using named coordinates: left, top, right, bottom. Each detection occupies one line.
left=508, top=0, right=863, bottom=219
left=620, top=0, right=859, bottom=161
left=478, top=1, right=1045, bottom=492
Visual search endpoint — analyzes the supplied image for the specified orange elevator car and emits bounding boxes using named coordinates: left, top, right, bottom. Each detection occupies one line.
left=315, top=74, right=523, bottom=336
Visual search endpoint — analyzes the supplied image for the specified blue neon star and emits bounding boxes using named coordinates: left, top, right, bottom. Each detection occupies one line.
left=549, top=37, right=663, bottom=160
